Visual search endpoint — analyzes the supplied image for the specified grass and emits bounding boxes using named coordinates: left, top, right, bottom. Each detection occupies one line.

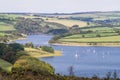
left=44, top=18, right=88, bottom=27
left=64, top=33, right=118, bottom=39
left=0, top=22, right=15, bottom=31
left=0, top=58, right=12, bottom=73
left=0, top=14, right=24, bottom=19
left=59, top=36, right=120, bottom=43
left=82, top=27, right=114, bottom=32
left=25, top=48, right=62, bottom=58
left=0, top=33, right=5, bottom=37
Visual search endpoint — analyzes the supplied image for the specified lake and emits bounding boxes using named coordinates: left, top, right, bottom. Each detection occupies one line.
left=16, top=34, right=120, bottom=77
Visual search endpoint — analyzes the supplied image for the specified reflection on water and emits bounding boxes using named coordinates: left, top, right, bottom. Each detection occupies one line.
left=16, top=34, right=120, bottom=77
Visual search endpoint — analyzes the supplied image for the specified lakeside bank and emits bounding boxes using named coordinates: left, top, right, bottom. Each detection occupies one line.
left=51, top=42, right=120, bottom=47
left=25, top=48, right=62, bottom=58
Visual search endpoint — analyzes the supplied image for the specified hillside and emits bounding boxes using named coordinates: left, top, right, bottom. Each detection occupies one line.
left=46, top=12, right=120, bottom=46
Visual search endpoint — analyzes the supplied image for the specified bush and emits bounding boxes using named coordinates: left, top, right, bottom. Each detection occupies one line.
left=8, top=43, right=24, bottom=52
left=41, top=46, right=54, bottom=53
left=96, top=34, right=101, bottom=37
left=24, top=42, right=34, bottom=48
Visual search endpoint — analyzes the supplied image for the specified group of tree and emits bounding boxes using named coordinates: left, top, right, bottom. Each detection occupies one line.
left=0, top=43, right=24, bottom=63
left=41, top=46, right=54, bottom=53
left=14, top=18, right=68, bottom=35
left=14, top=18, right=43, bottom=34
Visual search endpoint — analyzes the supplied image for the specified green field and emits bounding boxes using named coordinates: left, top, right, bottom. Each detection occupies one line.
left=0, top=58, right=12, bottom=73
left=64, top=33, right=118, bottom=39
left=57, top=25, right=120, bottom=45
left=60, top=36, right=120, bottom=43
left=0, top=22, right=15, bottom=31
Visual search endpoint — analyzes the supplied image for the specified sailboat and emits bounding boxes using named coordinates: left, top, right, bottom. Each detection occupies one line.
left=75, top=51, right=79, bottom=58
left=75, top=53, right=78, bottom=57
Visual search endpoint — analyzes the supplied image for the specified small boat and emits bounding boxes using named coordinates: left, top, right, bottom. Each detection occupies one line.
left=93, top=50, right=96, bottom=53
left=75, top=53, right=78, bottom=58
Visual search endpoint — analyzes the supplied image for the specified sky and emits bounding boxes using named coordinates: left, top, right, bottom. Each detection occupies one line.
left=0, top=0, right=120, bottom=13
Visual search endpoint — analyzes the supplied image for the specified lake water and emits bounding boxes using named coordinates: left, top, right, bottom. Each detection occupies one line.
left=16, top=34, right=120, bottom=77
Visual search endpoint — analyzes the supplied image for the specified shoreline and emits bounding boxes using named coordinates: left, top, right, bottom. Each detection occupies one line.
left=8, top=36, right=27, bottom=43
left=25, top=48, right=63, bottom=58
left=51, top=42, right=120, bottom=47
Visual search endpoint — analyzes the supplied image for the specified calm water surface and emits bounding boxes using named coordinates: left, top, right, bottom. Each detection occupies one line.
left=16, top=34, right=120, bottom=77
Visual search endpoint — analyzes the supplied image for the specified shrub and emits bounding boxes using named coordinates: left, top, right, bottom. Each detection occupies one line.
left=96, top=34, right=101, bottom=37
left=24, top=42, right=34, bottom=48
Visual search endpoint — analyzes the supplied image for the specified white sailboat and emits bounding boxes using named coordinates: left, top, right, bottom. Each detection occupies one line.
left=75, top=53, right=78, bottom=57
left=75, top=51, right=79, bottom=58
left=93, top=50, right=96, bottom=53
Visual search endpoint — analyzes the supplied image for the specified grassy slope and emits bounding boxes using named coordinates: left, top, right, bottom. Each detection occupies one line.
left=0, top=47, right=62, bottom=73
left=25, top=48, right=62, bottom=58
left=0, top=58, right=12, bottom=73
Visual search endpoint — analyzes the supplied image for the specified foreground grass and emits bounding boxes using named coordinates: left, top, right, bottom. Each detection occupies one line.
left=0, top=58, right=12, bottom=73
left=25, top=48, right=62, bottom=58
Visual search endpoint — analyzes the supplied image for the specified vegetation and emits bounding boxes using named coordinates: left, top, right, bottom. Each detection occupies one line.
left=13, top=56, right=54, bottom=75
left=41, top=46, right=54, bottom=53
left=1, top=12, right=120, bottom=79
left=0, top=43, right=25, bottom=63
left=0, top=23, right=15, bottom=31
left=14, top=17, right=67, bottom=34
left=44, top=18, right=88, bottom=27
left=0, top=43, right=61, bottom=80
left=25, top=47, right=62, bottom=58
left=0, top=58, right=12, bottom=73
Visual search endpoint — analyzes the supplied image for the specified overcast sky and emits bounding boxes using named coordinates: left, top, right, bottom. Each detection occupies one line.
left=0, top=0, right=120, bottom=13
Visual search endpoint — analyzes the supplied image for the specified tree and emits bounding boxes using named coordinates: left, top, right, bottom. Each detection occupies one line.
left=113, top=70, right=117, bottom=80
left=8, top=43, right=24, bottom=52
left=68, top=66, right=74, bottom=76
left=0, top=43, right=25, bottom=63
left=106, top=72, right=111, bottom=80
left=25, top=42, right=34, bottom=48
left=41, top=46, right=54, bottom=53
left=0, top=43, right=6, bottom=56
left=87, top=22, right=90, bottom=26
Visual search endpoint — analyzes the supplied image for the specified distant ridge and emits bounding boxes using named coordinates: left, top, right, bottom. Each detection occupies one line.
left=0, top=11, right=120, bottom=15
